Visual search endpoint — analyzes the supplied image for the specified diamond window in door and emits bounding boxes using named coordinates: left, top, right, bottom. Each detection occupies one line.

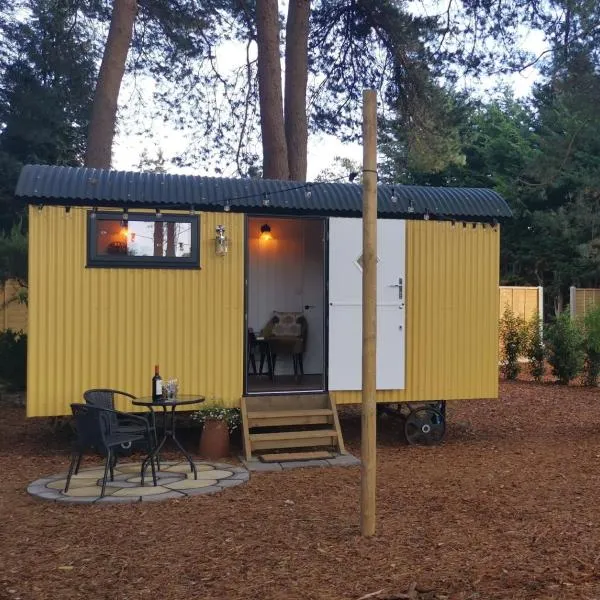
left=354, top=253, right=380, bottom=272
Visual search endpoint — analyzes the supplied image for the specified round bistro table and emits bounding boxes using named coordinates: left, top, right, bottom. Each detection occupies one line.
left=133, top=395, right=205, bottom=480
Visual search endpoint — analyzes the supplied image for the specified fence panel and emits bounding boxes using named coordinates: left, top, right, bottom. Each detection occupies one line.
left=570, top=287, right=600, bottom=318
left=0, top=280, right=27, bottom=332
left=499, top=286, right=543, bottom=322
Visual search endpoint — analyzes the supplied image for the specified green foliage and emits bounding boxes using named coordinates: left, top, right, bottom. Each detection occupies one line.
left=545, top=312, right=584, bottom=384
left=499, top=306, right=527, bottom=380
left=0, top=329, right=27, bottom=390
left=525, top=313, right=546, bottom=381
left=191, top=404, right=241, bottom=432
left=0, top=0, right=96, bottom=231
left=0, top=221, right=27, bottom=286
left=580, top=306, right=600, bottom=386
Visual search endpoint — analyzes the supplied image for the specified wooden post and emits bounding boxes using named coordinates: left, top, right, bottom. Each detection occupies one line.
left=361, top=89, right=377, bottom=537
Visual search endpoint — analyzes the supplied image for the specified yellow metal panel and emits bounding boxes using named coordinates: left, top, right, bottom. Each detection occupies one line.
left=331, top=221, right=500, bottom=404
left=28, top=207, right=244, bottom=417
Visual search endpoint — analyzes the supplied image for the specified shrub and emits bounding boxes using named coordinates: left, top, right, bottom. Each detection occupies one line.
left=0, top=329, right=26, bottom=390
left=525, top=313, right=545, bottom=381
left=545, top=312, right=584, bottom=384
left=499, top=306, right=527, bottom=379
left=581, top=305, right=600, bottom=386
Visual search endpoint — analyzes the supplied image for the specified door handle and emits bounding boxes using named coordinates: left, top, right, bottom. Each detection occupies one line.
left=388, top=278, right=403, bottom=301
left=304, top=305, right=316, bottom=310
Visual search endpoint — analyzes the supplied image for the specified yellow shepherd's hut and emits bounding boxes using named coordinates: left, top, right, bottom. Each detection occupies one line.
left=16, top=165, right=510, bottom=456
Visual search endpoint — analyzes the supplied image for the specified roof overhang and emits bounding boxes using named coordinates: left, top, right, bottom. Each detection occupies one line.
left=15, top=164, right=513, bottom=223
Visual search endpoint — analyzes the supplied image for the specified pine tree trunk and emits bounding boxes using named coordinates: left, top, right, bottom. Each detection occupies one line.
left=85, top=0, right=137, bottom=168
left=284, top=0, right=310, bottom=182
left=256, top=0, right=289, bottom=179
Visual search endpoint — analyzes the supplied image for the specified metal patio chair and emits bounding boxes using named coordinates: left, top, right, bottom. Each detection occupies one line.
left=84, top=388, right=159, bottom=456
left=65, top=403, right=157, bottom=498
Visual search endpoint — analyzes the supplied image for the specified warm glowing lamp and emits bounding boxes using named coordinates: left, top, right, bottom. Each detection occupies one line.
left=260, top=223, right=272, bottom=241
left=120, top=225, right=129, bottom=238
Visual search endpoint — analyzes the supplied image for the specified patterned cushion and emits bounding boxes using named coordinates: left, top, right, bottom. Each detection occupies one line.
left=271, top=311, right=302, bottom=337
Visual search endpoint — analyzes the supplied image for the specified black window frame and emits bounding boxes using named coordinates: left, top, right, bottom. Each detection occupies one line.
left=87, top=211, right=200, bottom=269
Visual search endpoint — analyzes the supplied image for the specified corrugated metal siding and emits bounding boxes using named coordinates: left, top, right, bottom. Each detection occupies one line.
left=16, top=164, right=513, bottom=220
left=331, top=221, right=500, bottom=404
left=28, top=206, right=244, bottom=417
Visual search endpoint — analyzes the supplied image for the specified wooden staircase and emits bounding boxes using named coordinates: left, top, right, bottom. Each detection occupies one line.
left=240, top=393, right=346, bottom=461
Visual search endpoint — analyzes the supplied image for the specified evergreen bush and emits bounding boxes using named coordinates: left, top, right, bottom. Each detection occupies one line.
left=525, top=313, right=546, bottom=381
left=0, top=329, right=27, bottom=390
left=581, top=305, right=600, bottom=386
left=499, top=306, right=527, bottom=380
left=545, top=312, right=584, bottom=384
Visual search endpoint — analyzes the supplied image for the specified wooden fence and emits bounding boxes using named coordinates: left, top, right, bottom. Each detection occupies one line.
left=570, top=287, right=600, bottom=318
left=0, top=280, right=27, bottom=332
left=499, top=286, right=543, bottom=323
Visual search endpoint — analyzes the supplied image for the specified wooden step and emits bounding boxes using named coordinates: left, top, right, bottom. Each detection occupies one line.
left=247, top=408, right=333, bottom=427
left=249, top=428, right=338, bottom=451
left=240, top=394, right=345, bottom=460
left=250, top=429, right=338, bottom=441
left=259, top=451, right=334, bottom=463
left=244, top=394, right=329, bottom=412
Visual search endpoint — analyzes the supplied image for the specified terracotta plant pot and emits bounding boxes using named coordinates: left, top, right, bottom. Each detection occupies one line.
left=199, top=418, right=230, bottom=460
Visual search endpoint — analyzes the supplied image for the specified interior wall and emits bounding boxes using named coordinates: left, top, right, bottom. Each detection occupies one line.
left=247, top=217, right=324, bottom=375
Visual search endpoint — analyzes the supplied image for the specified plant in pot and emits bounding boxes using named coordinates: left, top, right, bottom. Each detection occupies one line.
left=191, top=403, right=241, bottom=460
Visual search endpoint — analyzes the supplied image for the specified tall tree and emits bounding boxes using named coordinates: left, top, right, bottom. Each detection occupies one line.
left=85, top=0, right=137, bottom=168
left=284, top=0, right=310, bottom=180
left=0, top=0, right=96, bottom=228
left=256, top=0, right=289, bottom=179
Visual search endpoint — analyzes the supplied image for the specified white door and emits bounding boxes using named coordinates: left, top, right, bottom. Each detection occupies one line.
left=328, top=217, right=405, bottom=390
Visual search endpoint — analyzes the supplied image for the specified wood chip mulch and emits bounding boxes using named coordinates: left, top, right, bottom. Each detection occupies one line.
left=2, top=378, right=600, bottom=599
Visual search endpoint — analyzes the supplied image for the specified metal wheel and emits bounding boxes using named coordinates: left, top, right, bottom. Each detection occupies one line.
left=404, top=407, right=445, bottom=446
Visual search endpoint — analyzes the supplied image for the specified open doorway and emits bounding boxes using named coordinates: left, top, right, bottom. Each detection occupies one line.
left=245, top=216, right=326, bottom=394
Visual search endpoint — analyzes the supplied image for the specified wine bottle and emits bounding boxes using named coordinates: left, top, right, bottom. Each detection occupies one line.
left=152, top=364, right=163, bottom=402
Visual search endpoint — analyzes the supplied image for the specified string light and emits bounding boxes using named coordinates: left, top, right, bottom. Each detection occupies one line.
left=224, top=200, right=231, bottom=212
left=407, top=198, right=415, bottom=213
left=155, top=208, right=162, bottom=219
left=305, top=184, right=312, bottom=200
left=390, top=187, right=397, bottom=203
left=262, top=193, right=270, bottom=207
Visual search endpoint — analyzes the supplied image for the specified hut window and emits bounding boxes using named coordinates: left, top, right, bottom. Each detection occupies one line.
left=87, top=212, right=200, bottom=269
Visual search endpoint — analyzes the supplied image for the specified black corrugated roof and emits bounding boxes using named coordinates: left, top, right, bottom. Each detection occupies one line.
left=15, top=164, right=512, bottom=221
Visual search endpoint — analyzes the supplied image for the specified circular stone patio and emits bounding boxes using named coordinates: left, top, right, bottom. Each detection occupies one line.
left=27, top=461, right=250, bottom=504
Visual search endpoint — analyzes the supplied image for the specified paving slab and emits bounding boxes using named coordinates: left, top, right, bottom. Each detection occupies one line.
left=55, top=495, right=99, bottom=504
left=280, top=460, right=330, bottom=470
left=141, top=491, right=186, bottom=502
left=217, top=478, right=247, bottom=489
left=246, top=461, right=282, bottom=472
left=182, top=485, right=223, bottom=496
left=327, top=454, right=361, bottom=466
